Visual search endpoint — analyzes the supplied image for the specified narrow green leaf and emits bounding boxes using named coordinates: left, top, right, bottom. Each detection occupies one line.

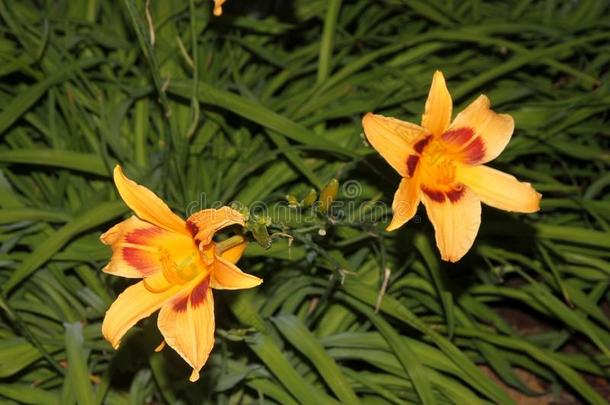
left=0, top=58, right=103, bottom=136
left=273, top=315, right=360, bottom=404
left=247, top=333, right=340, bottom=405
left=339, top=298, right=437, bottom=405
left=0, top=149, right=110, bottom=176
left=64, top=322, right=94, bottom=405
left=4, top=201, right=127, bottom=293
left=0, top=383, right=57, bottom=405
left=168, top=81, right=357, bottom=157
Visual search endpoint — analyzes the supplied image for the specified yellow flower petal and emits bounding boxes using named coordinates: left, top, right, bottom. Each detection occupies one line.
left=220, top=239, right=247, bottom=264
left=113, top=166, right=187, bottom=234
left=387, top=177, right=421, bottom=231
left=422, top=71, right=452, bottom=136
left=448, top=95, right=514, bottom=164
left=213, top=0, right=226, bottom=16
left=143, top=272, right=174, bottom=293
left=457, top=165, right=541, bottom=213
left=100, top=216, right=194, bottom=278
left=186, top=207, right=245, bottom=247
left=421, top=187, right=481, bottom=262
left=211, top=254, right=262, bottom=290
left=157, top=277, right=215, bottom=382
left=362, top=113, right=426, bottom=177
left=154, top=340, right=166, bottom=352
left=102, top=279, right=179, bottom=349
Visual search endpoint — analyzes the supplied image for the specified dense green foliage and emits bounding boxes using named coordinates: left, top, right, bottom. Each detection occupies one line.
left=1, top=0, right=609, bottom=403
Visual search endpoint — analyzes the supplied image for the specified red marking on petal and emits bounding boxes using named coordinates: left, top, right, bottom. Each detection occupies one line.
left=186, top=220, right=199, bottom=237
left=421, top=186, right=445, bottom=203
left=446, top=186, right=465, bottom=203
left=125, top=226, right=163, bottom=245
left=406, top=155, right=419, bottom=177
left=173, top=296, right=188, bottom=313
left=191, top=277, right=210, bottom=308
left=462, top=137, right=486, bottom=164
left=413, top=135, right=432, bottom=154
left=122, top=247, right=157, bottom=276
left=441, top=128, right=474, bottom=146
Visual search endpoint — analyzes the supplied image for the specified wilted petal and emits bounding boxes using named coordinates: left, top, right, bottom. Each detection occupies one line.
left=186, top=207, right=245, bottom=247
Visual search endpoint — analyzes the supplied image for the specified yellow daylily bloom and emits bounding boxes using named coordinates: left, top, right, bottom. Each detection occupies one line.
left=362, top=71, right=541, bottom=262
left=213, top=0, right=227, bottom=16
left=100, top=166, right=262, bottom=382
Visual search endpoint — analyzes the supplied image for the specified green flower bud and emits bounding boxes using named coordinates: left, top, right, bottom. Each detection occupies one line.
left=251, top=219, right=271, bottom=249
left=286, top=194, right=299, bottom=207
left=318, top=178, right=339, bottom=213
left=301, top=188, right=317, bottom=207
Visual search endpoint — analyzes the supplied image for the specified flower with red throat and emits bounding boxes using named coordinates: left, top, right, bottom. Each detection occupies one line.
left=100, top=166, right=262, bottom=381
left=362, top=71, right=541, bottom=262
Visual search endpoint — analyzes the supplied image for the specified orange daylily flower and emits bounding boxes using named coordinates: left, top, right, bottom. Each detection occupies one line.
left=213, top=0, right=227, bottom=16
left=362, top=71, right=541, bottom=262
left=100, top=166, right=262, bottom=382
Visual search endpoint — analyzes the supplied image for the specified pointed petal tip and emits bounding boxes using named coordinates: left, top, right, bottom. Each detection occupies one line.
left=212, top=256, right=263, bottom=290
left=102, top=325, right=121, bottom=350
left=105, top=334, right=120, bottom=350
left=458, top=166, right=540, bottom=213
left=441, top=254, right=462, bottom=263
left=189, top=369, right=200, bottom=382
left=422, top=70, right=452, bottom=136
left=99, top=225, right=118, bottom=245
left=440, top=247, right=467, bottom=263
left=100, top=263, right=112, bottom=274
left=530, top=191, right=542, bottom=212
left=112, top=164, right=123, bottom=181
left=112, top=165, right=187, bottom=233
left=361, top=112, right=377, bottom=127
left=385, top=218, right=405, bottom=232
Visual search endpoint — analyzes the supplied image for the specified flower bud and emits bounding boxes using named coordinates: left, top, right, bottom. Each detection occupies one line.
left=251, top=217, right=271, bottom=249
left=318, top=179, right=339, bottom=213
left=286, top=194, right=299, bottom=207
left=301, top=188, right=317, bottom=207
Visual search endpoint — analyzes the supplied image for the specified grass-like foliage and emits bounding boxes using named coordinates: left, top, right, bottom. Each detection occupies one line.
left=1, top=0, right=609, bottom=403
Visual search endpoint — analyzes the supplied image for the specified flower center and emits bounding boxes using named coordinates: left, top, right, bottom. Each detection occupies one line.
left=419, top=139, right=457, bottom=186
left=407, top=134, right=465, bottom=203
left=158, top=247, right=201, bottom=285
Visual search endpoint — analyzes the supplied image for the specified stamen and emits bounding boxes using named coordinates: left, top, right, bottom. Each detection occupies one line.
left=216, top=235, right=245, bottom=254
left=158, top=248, right=182, bottom=285
left=158, top=248, right=200, bottom=284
